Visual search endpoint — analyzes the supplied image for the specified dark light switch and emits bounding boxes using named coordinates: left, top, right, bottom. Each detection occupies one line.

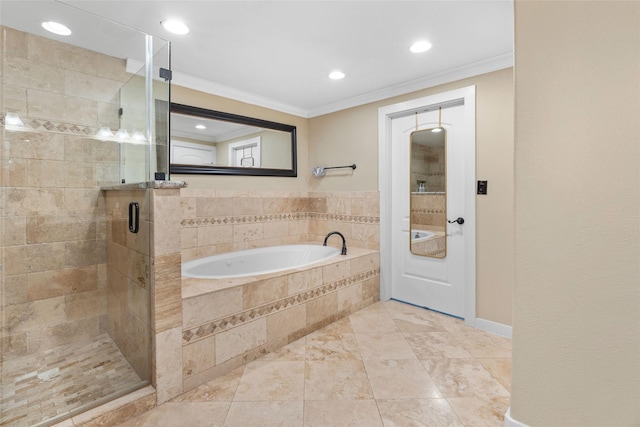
left=477, top=180, right=488, bottom=195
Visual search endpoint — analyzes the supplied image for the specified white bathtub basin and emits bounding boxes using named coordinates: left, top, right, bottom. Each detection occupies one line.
left=411, top=229, right=435, bottom=242
left=182, top=244, right=341, bottom=279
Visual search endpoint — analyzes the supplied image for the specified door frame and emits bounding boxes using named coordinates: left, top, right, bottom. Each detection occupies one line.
left=378, top=86, right=477, bottom=326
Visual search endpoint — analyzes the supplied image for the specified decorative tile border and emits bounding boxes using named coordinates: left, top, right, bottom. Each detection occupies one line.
left=181, top=212, right=310, bottom=227
left=1, top=115, right=98, bottom=136
left=309, top=213, right=380, bottom=224
left=411, top=209, right=445, bottom=214
left=180, top=212, right=380, bottom=227
left=182, top=268, right=380, bottom=344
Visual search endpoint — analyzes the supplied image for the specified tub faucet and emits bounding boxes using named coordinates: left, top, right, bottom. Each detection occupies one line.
left=323, top=231, right=347, bottom=255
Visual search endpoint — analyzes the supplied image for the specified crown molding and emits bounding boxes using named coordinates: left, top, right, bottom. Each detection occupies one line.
left=307, top=52, right=513, bottom=117
left=128, top=52, right=513, bottom=119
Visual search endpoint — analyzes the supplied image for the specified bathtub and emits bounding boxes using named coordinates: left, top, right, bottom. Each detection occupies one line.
left=411, top=229, right=435, bottom=242
left=182, top=244, right=341, bottom=279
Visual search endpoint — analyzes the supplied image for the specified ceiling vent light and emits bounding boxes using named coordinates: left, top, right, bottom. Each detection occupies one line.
left=42, top=21, right=72, bottom=36
left=161, top=19, right=189, bottom=35
left=410, top=40, right=432, bottom=53
left=328, top=70, right=345, bottom=80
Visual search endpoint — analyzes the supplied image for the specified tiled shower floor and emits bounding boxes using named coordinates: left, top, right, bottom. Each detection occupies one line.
left=1, top=334, right=144, bottom=427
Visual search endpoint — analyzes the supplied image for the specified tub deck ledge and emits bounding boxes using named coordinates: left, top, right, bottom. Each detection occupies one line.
left=182, top=246, right=378, bottom=300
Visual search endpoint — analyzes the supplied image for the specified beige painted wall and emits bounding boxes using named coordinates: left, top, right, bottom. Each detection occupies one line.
left=511, top=1, right=640, bottom=425
left=171, top=86, right=310, bottom=191
left=309, top=68, right=515, bottom=326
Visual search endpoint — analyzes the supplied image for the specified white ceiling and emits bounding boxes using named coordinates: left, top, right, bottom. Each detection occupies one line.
left=1, top=1, right=514, bottom=118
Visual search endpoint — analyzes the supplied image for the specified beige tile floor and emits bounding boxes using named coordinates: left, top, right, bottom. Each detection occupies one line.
left=120, top=300, right=512, bottom=427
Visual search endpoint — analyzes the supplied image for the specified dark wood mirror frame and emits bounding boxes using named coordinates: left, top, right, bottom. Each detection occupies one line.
left=169, top=102, right=298, bottom=177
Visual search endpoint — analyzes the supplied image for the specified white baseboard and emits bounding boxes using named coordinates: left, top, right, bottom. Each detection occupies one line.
left=474, top=317, right=512, bottom=338
left=504, top=407, right=529, bottom=427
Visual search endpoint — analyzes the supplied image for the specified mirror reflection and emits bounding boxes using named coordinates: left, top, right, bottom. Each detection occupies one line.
left=410, top=127, right=447, bottom=258
left=169, top=103, right=297, bottom=176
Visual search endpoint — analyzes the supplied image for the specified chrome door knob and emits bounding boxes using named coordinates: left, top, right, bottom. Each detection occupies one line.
left=448, top=217, right=465, bottom=225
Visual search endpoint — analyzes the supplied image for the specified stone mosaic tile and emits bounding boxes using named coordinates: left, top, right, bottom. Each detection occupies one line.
left=0, top=334, right=145, bottom=427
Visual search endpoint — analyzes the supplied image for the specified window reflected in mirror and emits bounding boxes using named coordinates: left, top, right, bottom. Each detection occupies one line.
left=410, top=127, right=447, bottom=258
left=169, top=103, right=297, bottom=177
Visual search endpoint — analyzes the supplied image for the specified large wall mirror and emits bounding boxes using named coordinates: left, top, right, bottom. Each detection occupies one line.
left=409, top=126, right=447, bottom=258
left=169, top=103, right=297, bottom=177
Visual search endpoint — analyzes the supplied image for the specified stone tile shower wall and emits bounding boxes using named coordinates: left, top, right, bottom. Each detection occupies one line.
left=1, top=27, right=128, bottom=362
left=104, top=190, right=152, bottom=380
left=411, top=143, right=445, bottom=193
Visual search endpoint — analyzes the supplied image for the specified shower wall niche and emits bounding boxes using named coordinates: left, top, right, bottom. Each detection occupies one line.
left=1, top=7, right=169, bottom=425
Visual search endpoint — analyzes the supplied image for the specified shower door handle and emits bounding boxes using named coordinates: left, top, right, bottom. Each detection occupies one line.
left=129, top=202, right=140, bottom=233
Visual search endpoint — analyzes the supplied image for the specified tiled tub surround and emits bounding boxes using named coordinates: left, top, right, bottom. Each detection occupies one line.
left=181, top=248, right=380, bottom=391
left=179, top=190, right=380, bottom=262
left=411, top=193, right=446, bottom=257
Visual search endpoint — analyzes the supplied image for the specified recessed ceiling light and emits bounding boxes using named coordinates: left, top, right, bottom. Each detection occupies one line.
left=410, top=40, right=432, bottom=53
left=195, top=124, right=206, bottom=130
left=161, top=19, right=189, bottom=35
left=42, top=21, right=71, bottom=36
left=328, top=70, right=345, bottom=80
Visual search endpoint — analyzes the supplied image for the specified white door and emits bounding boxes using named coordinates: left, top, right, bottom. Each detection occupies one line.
left=389, top=102, right=471, bottom=318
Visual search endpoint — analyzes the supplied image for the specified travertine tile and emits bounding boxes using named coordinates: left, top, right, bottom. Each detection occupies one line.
left=287, top=267, right=322, bottom=295
left=405, top=332, right=473, bottom=359
left=337, top=282, right=362, bottom=312
left=304, top=360, right=373, bottom=400
left=267, top=304, right=307, bottom=344
left=215, top=318, right=267, bottom=364
left=305, top=331, right=360, bottom=361
left=450, top=331, right=512, bottom=358
left=183, top=335, right=216, bottom=378
left=305, top=292, right=338, bottom=328
left=118, top=401, right=230, bottom=427
left=155, top=327, right=183, bottom=403
left=183, top=287, right=243, bottom=329
left=303, top=400, right=382, bottom=427
left=234, top=361, right=304, bottom=401
left=377, top=398, right=464, bottom=427
left=197, top=225, right=233, bottom=247
left=174, top=366, right=244, bottom=402
left=26, top=266, right=98, bottom=301
left=355, top=332, right=417, bottom=360
left=224, top=401, right=303, bottom=427
left=364, top=358, right=442, bottom=399
left=243, top=276, right=287, bottom=309
left=478, top=358, right=512, bottom=392
left=349, top=311, right=398, bottom=334
left=447, top=396, right=511, bottom=427
left=420, top=358, right=510, bottom=399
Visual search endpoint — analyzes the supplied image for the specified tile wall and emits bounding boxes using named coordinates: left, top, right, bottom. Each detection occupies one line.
left=180, top=248, right=380, bottom=392
left=179, top=189, right=380, bottom=259
left=411, top=194, right=446, bottom=232
left=104, top=189, right=152, bottom=380
left=1, top=26, right=128, bottom=364
left=411, top=143, right=445, bottom=193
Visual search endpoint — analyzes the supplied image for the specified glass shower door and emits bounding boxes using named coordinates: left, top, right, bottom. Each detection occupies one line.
left=0, top=2, right=169, bottom=425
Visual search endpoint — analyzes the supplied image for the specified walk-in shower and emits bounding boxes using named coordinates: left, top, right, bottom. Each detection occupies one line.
left=1, top=2, right=169, bottom=425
